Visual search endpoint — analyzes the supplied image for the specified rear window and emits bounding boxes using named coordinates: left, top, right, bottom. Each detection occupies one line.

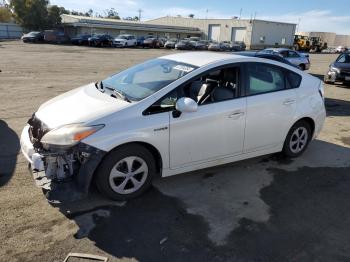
left=286, top=71, right=302, bottom=89
left=246, top=63, right=285, bottom=95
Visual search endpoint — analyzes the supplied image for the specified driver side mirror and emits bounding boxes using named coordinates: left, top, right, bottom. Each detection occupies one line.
left=175, top=97, right=198, bottom=113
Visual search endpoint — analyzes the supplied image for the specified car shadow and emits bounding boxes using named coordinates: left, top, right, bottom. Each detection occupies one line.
left=325, top=97, right=350, bottom=116
left=56, top=140, right=350, bottom=261
left=0, top=120, right=20, bottom=187
left=334, top=82, right=350, bottom=89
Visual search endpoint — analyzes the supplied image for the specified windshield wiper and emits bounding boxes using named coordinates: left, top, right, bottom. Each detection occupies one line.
left=104, top=86, right=132, bottom=103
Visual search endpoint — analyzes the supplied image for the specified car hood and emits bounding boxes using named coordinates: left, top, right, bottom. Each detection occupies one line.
left=114, top=38, right=127, bottom=41
left=36, top=83, right=130, bottom=129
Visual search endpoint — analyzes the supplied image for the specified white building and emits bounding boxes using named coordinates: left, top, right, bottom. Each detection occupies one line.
left=147, top=16, right=297, bottom=49
left=61, top=14, right=201, bottom=40
left=61, top=14, right=297, bottom=50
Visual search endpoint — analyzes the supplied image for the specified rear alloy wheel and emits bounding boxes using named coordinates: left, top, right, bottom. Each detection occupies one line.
left=96, top=145, right=156, bottom=200
left=282, top=121, right=311, bottom=157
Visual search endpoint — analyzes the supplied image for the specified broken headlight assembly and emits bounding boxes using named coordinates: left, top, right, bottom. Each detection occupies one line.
left=329, top=66, right=340, bottom=74
left=41, top=124, right=104, bottom=149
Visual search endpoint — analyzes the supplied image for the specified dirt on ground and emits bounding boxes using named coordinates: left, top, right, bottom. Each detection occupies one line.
left=0, top=41, right=350, bottom=262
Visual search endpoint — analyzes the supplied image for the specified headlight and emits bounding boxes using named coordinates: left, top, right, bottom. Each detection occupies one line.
left=330, top=66, right=340, bottom=74
left=41, top=124, right=104, bottom=147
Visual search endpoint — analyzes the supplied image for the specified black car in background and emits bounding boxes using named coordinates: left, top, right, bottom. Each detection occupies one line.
left=231, top=41, right=246, bottom=51
left=142, top=38, right=161, bottom=48
left=21, top=31, right=44, bottom=43
left=324, top=52, right=350, bottom=84
left=175, top=40, right=194, bottom=50
left=191, top=40, right=210, bottom=50
left=71, top=34, right=92, bottom=45
left=88, top=34, right=113, bottom=47
left=44, top=30, right=70, bottom=44
left=236, top=51, right=299, bottom=68
left=136, top=36, right=146, bottom=47
left=164, top=38, right=178, bottom=49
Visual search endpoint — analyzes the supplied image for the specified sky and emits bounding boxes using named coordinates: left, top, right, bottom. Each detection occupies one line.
left=51, top=0, right=350, bottom=34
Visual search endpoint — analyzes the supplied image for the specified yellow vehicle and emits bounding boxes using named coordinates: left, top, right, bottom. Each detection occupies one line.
left=293, top=35, right=311, bottom=52
left=309, top=36, right=328, bottom=53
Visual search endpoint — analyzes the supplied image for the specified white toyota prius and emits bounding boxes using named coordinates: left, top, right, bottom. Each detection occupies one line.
left=21, top=52, right=326, bottom=202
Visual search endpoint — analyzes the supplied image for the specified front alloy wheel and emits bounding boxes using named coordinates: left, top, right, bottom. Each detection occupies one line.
left=95, top=144, right=156, bottom=200
left=109, top=156, right=148, bottom=195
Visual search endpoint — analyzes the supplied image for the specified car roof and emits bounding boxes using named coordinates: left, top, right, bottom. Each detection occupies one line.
left=161, top=52, right=253, bottom=67
left=264, top=48, right=291, bottom=52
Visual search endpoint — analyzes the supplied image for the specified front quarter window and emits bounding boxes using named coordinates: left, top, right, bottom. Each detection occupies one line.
left=101, top=59, right=197, bottom=101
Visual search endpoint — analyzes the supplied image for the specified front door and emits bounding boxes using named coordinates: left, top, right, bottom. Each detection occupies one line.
left=169, top=65, right=246, bottom=169
left=169, top=98, right=246, bottom=169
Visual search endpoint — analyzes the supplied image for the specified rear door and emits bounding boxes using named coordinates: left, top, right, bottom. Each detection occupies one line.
left=286, top=50, right=302, bottom=66
left=243, top=62, right=298, bottom=152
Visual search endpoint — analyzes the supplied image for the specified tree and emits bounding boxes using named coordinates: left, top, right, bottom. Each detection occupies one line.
left=86, top=9, right=93, bottom=17
left=47, top=5, right=61, bottom=27
left=0, top=6, right=12, bottom=22
left=188, top=14, right=194, bottom=18
left=10, top=0, right=49, bottom=30
left=123, top=16, right=139, bottom=21
left=105, top=8, right=119, bottom=20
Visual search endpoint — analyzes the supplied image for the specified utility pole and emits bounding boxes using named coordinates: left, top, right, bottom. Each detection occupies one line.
left=138, top=9, right=143, bottom=22
left=239, top=8, right=242, bottom=19
left=296, top=18, right=301, bottom=33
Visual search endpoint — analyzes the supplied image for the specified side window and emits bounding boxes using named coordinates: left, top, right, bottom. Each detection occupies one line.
left=280, top=51, right=288, bottom=57
left=246, top=63, right=285, bottom=95
left=144, top=65, right=241, bottom=115
left=288, top=51, right=300, bottom=58
left=185, top=66, right=240, bottom=105
left=143, top=89, right=178, bottom=115
left=286, top=71, right=302, bottom=89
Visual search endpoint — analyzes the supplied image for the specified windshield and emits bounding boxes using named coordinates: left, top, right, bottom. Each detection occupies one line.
left=28, top=32, right=40, bottom=36
left=102, top=59, right=197, bottom=101
left=337, top=54, right=350, bottom=63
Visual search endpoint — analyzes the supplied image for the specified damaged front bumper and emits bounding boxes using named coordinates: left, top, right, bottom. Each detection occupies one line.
left=20, top=124, right=106, bottom=203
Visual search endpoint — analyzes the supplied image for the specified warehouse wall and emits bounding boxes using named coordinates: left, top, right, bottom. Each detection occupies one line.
left=68, top=26, right=192, bottom=39
left=251, top=20, right=296, bottom=49
left=334, top=35, right=350, bottom=47
left=147, top=16, right=253, bottom=47
left=147, top=16, right=296, bottom=49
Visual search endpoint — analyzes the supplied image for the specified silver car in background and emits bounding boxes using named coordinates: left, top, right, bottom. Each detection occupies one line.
left=262, top=48, right=311, bottom=70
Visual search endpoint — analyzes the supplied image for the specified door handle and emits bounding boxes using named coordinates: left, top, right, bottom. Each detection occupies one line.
left=283, top=99, right=296, bottom=105
left=229, top=111, right=245, bottom=119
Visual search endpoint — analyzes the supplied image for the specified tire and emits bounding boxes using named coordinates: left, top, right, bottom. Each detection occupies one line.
left=95, top=144, right=156, bottom=201
left=282, top=120, right=312, bottom=158
left=299, top=64, right=306, bottom=71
